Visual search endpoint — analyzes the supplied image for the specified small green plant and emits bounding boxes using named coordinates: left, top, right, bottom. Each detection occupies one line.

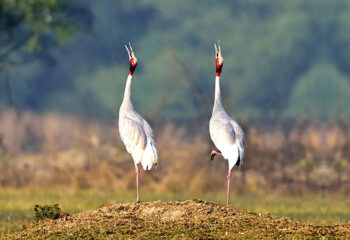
left=33, top=204, right=62, bottom=220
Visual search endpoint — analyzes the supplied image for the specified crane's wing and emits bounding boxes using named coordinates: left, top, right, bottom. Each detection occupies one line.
left=230, top=119, right=245, bottom=164
left=209, top=116, right=236, bottom=147
left=140, top=118, right=158, bottom=169
left=141, top=118, right=157, bottom=148
left=132, top=112, right=158, bottom=152
left=119, top=117, right=147, bottom=154
left=210, top=113, right=242, bottom=170
left=210, top=111, right=245, bottom=168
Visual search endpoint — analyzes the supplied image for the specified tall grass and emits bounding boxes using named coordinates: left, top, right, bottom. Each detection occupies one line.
left=0, top=109, right=349, bottom=193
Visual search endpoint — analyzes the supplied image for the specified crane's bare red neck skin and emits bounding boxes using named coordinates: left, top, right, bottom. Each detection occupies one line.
left=129, top=58, right=137, bottom=75
left=216, top=58, right=223, bottom=77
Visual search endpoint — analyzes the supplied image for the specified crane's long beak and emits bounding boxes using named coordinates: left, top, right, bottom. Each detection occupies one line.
left=125, top=42, right=137, bottom=60
left=125, top=44, right=132, bottom=59
left=214, top=41, right=222, bottom=58
left=129, top=42, right=136, bottom=58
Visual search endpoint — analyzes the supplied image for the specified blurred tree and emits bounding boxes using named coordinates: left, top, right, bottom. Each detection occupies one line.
left=12, top=0, right=156, bottom=116
left=0, top=0, right=91, bottom=109
left=285, top=62, right=350, bottom=120
left=0, top=0, right=349, bottom=123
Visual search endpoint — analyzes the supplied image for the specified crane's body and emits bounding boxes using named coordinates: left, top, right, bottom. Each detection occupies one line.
left=118, top=43, right=158, bottom=202
left=209, top=42, right=245, bottom=205
left=119, top=75, right=158, bottom=171
left=209, top=76, right=245, bottom=171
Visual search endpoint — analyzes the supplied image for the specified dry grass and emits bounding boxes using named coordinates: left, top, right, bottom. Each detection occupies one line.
left=0, top=109, right=349, bottom=193
left=7, top=199, right=350, bottom=239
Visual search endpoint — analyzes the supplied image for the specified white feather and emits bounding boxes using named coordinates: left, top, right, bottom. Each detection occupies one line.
left=209, top=76, right=245, bottom=171
left=141, top=139, right=158, bottom=170
left=221, top=144, right=239, bottom=171
left=119, top=74, right=158, bottom=171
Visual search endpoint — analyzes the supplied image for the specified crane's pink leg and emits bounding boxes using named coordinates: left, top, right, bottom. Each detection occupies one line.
left=210, top=150, right=222, bottom=161
left=135, top=164, right=140, bottom=203
left=226, top=169, right=232, bottom=205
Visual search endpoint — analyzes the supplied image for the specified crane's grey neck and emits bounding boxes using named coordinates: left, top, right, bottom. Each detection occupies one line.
left=213, top=76, right=224, bottom=114
left=121, top=74, right=134, bottom=112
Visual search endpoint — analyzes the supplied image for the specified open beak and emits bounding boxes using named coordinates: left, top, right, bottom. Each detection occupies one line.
left=214, top=41, right=223, bottom=64
left=125, top=42, right=137, bottom=60
left=214, top=41, right=222, bottom=58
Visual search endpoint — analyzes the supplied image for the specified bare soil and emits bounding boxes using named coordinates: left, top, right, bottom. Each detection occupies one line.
left=7, top=199, right=350, bottom=239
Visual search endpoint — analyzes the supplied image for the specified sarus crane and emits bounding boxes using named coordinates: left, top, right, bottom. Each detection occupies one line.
left=118, top=43, right=158, bottom=202
left=209, top=41, right=245, bottom=205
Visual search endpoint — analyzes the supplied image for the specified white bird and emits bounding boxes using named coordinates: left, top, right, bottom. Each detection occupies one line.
left=118, top=43, right=158, bottom=202
left=209, top=41, right=245, bottom=205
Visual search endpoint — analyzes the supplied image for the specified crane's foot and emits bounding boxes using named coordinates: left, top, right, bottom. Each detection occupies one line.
left=210, top=150, right=222, bottom=161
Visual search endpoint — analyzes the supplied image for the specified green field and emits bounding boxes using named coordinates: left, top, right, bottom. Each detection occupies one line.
left=1, top=189, right=350, bottom=238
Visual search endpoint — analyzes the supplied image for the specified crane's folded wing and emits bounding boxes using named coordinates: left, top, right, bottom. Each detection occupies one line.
left=119, top=117, right=147, bottom=153
left=230, top=119, right=245, bottom=160
left=141, top=119, right=157, bottom=148
left=209, top=117, right=236, bottom=147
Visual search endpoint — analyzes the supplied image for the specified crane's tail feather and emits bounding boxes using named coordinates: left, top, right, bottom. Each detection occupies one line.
left=226, top=144, right=239, bottom=171
left=131, top=147, right=144, bottom=165
left=237, top=147, right=244, bottom=170
left=141, top=140, right=158, bottom=171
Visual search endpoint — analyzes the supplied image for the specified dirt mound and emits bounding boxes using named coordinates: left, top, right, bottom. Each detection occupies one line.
left=8, top=199, right=350, bottom=239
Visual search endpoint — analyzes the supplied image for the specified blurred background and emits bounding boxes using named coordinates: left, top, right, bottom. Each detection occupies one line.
left=1, top=0, right=350, bottom=232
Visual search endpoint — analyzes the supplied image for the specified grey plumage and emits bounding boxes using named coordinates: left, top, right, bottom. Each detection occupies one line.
left=210, top=42, right=245, bottom=206
left=209, top=87, right=245, bottom=170
left=119, top=100, right=158, bottom=171
left=119, top=45, right=158, bottom=172
left=209, top=43, right=245, bottom=171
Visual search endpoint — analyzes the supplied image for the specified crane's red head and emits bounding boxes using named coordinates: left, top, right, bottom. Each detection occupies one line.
left=215, top=41, right=224, bottom=77
left=125, top=42, right=138, bottom=75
